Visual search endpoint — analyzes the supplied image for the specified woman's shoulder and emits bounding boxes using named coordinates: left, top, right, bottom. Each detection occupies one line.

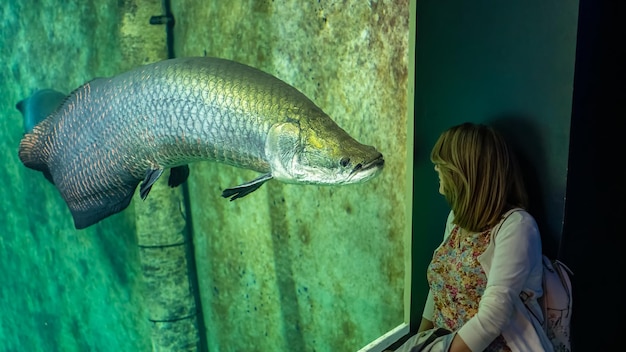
left=499, top=208, right=541, bottom=240
left=504, top=208, right=538, bottom=226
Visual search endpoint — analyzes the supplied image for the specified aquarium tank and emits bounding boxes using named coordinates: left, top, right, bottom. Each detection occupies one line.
left=0, top=1, right=415, bottom=351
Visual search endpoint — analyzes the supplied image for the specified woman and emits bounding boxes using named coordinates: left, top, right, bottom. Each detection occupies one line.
left=418, top=123, right=552, bottom=351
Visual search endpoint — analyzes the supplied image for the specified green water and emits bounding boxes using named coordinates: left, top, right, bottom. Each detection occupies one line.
left=1, top=1, right=148, bottom=351
left=1, top=1, right=412, bottom=351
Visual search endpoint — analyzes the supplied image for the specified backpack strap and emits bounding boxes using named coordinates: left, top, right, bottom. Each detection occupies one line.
left=489, top=207, right=523, bottom=240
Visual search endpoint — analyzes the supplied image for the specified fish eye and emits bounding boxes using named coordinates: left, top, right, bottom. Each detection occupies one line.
left=339, top=157, right=350, bottom=167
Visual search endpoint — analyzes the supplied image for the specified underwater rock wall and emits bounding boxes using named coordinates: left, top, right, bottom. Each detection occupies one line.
left=172, top=1, right=413, bottom=351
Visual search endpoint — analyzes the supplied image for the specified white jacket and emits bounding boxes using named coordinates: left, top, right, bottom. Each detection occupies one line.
left=422, top=209, right=553, bottom=352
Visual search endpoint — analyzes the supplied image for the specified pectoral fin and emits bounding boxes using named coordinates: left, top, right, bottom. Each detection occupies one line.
left=222, top=173, right=273, bottom=201
left=140, top=168, right=164, bottom=200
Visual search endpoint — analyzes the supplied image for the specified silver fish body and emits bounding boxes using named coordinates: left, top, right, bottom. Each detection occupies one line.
left=18, top=57, right=384, bottom=229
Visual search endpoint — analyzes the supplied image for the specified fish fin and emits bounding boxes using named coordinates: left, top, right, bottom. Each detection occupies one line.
left=17, top=90, right=64, bottom=175
left=140, top=168, right=164, bottom=200
left=168, top=165, right=190, bottom=188
left=69, top=182, right=138, bottom=229
left=15, top=89, right=67, bottom=133
left=222, top=173, right=273, bottom=201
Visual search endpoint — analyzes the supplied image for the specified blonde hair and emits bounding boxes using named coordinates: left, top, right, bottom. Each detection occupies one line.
left=430, top=123, right=528, bottom=232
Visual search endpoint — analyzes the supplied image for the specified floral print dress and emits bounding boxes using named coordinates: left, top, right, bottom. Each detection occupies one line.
left=427, top=225, right=511, bottom=352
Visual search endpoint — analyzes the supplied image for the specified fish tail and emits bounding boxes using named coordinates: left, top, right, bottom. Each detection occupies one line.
left=16, top=89, right=66, bottom=182
left=15, top=89, right=66, bottom=133
left=19, top=122, right=54, bottom=183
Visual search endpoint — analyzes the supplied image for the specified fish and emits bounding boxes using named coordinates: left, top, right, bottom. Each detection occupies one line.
left=18, top=57, right=384, bottom=229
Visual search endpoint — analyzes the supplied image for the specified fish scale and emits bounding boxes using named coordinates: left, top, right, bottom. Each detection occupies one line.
left=18, top=56, right=384, bottom=229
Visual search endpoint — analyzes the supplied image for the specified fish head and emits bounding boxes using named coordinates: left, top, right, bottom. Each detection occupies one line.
left=265, top=117, right=384, bottom=186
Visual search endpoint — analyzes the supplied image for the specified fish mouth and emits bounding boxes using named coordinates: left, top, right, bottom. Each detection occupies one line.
left=348, top=153, right=384, bottom=182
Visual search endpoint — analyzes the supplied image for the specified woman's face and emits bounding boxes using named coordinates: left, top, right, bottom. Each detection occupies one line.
left=434, top=164, right=444, bottom=195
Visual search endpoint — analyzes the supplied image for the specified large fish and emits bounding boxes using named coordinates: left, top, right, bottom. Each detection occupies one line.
left=18, top=57, right=384, bottom=229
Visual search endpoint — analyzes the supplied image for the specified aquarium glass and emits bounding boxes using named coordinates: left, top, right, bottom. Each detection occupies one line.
left=1, top=1, right=415, bottom=351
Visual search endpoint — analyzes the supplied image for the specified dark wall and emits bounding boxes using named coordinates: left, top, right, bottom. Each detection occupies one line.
left=562, top=1, right=625, bottom=351
left=410, top=0, right=579, bottom=339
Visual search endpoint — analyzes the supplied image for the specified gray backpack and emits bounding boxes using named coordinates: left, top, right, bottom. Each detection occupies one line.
left=522, top=256, right=573, bottom=352
left=496, top=209, right=574, bottom=352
